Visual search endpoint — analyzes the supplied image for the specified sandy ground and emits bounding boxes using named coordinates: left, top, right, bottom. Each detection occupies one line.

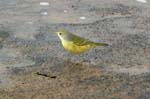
left=0, top=0, right=150, bottom=99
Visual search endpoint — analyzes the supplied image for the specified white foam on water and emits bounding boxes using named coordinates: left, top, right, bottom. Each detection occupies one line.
left=64, top=10, right=68, bottom=13
left=136, top=0, right=147, bottom=3
left=79, top=16, right=86, bottom=20
left=40, top=2, right=50, bottom=6
left=41, top=11, right=48, bottom=15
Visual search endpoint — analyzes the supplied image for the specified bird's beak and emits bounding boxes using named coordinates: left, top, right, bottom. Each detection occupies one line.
left=56, top=32, right=59, bottom=35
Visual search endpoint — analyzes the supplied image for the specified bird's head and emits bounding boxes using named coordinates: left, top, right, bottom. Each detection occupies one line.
left=56, top=29, right=70, bottom=40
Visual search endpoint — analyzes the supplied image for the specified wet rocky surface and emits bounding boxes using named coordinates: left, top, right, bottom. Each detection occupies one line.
left=0, top=0, right=150, bottom=99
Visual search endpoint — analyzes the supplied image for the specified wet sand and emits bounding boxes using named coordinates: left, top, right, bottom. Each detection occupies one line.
left=0, top=0, right=150, bottom=99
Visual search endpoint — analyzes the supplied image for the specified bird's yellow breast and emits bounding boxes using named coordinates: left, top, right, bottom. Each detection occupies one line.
left=61, top=39, right=92, bottom=54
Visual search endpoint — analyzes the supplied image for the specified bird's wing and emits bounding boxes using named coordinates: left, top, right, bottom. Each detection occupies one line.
left=71, top=34, right=94, bottom=46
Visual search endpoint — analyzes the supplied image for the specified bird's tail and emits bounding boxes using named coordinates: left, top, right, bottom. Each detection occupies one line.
left=95, top=43, right=109, bottom=46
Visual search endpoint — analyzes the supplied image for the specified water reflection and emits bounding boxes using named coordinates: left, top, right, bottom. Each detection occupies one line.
left=41, top=11, right=48, bottom=16
left=40, top=2, right=49, bottom=6
left=79, top=16, right=86, bottom=20
left=136, top=0, right=147, bottom=3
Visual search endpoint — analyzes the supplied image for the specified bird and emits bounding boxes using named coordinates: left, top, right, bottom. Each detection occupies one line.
left=56, top=29, right=108, bottom=54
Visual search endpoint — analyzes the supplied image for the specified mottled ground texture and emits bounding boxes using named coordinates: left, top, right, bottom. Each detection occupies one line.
left=0, top=0, right=150, bottom=99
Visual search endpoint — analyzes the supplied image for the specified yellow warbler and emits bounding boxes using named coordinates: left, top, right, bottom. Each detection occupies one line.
left=56, top=29, right=108, bottom=54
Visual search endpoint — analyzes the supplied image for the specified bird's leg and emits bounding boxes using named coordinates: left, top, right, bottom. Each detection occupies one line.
left=78, top=53, right=91, bottom=65
left=75, top=54, right=85, bottom=64
left=63, top=53, right=73, bottom=63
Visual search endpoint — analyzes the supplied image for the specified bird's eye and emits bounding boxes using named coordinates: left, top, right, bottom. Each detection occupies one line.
left=59, top=32, right=62, bottom=35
